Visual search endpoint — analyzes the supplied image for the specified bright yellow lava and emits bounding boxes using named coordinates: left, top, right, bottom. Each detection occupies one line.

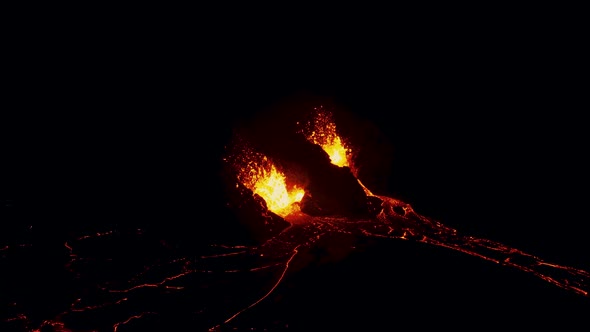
left=300, top=107, right=351, bottom=168
left=320, top=135, right=349, bottom=167
left=252, top=164, right=304, bottom=217
left=235, top=148, right=304, bottom=217
left=232, top=106, right=354, bottom=217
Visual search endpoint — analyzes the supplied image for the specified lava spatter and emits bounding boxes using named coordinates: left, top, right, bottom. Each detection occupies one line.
left=223, top=135, right=305, bottom=219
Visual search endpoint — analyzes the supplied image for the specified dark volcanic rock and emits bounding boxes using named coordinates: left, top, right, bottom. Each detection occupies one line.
left=300, top=163, right=369, bottom=217
left=223, top=180, right=291, bottom=245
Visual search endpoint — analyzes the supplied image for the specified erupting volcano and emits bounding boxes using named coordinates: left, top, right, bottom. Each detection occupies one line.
left=211, top=105, right=590, bottom=330
left=3, top=104, right=589, bottom=332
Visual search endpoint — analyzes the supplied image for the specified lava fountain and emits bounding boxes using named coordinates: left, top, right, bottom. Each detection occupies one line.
left=297, top=106, right=352, bottom=168
left=226, top=137, right=305, bottom=218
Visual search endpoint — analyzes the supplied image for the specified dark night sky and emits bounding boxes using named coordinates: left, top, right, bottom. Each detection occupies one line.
left=4, top=16, right=590, bottom=330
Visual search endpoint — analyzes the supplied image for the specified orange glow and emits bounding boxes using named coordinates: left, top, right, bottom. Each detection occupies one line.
left=234, top=147, right=304, bottom=217
left=299, top=107, right=351, bottom=167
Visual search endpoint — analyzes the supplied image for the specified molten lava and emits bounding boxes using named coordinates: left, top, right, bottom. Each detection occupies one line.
left=249, top=163, right=304, bottom=217
left=299, top=107, right=352, bottom=168
left=233, top=146, right=304, bottom=218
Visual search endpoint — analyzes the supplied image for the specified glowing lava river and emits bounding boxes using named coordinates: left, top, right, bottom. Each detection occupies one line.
left=2, top=106, right=589, bottom=331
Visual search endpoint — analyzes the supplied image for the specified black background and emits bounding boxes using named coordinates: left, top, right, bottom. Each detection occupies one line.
left=3, top=13, right=589, bottom=331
